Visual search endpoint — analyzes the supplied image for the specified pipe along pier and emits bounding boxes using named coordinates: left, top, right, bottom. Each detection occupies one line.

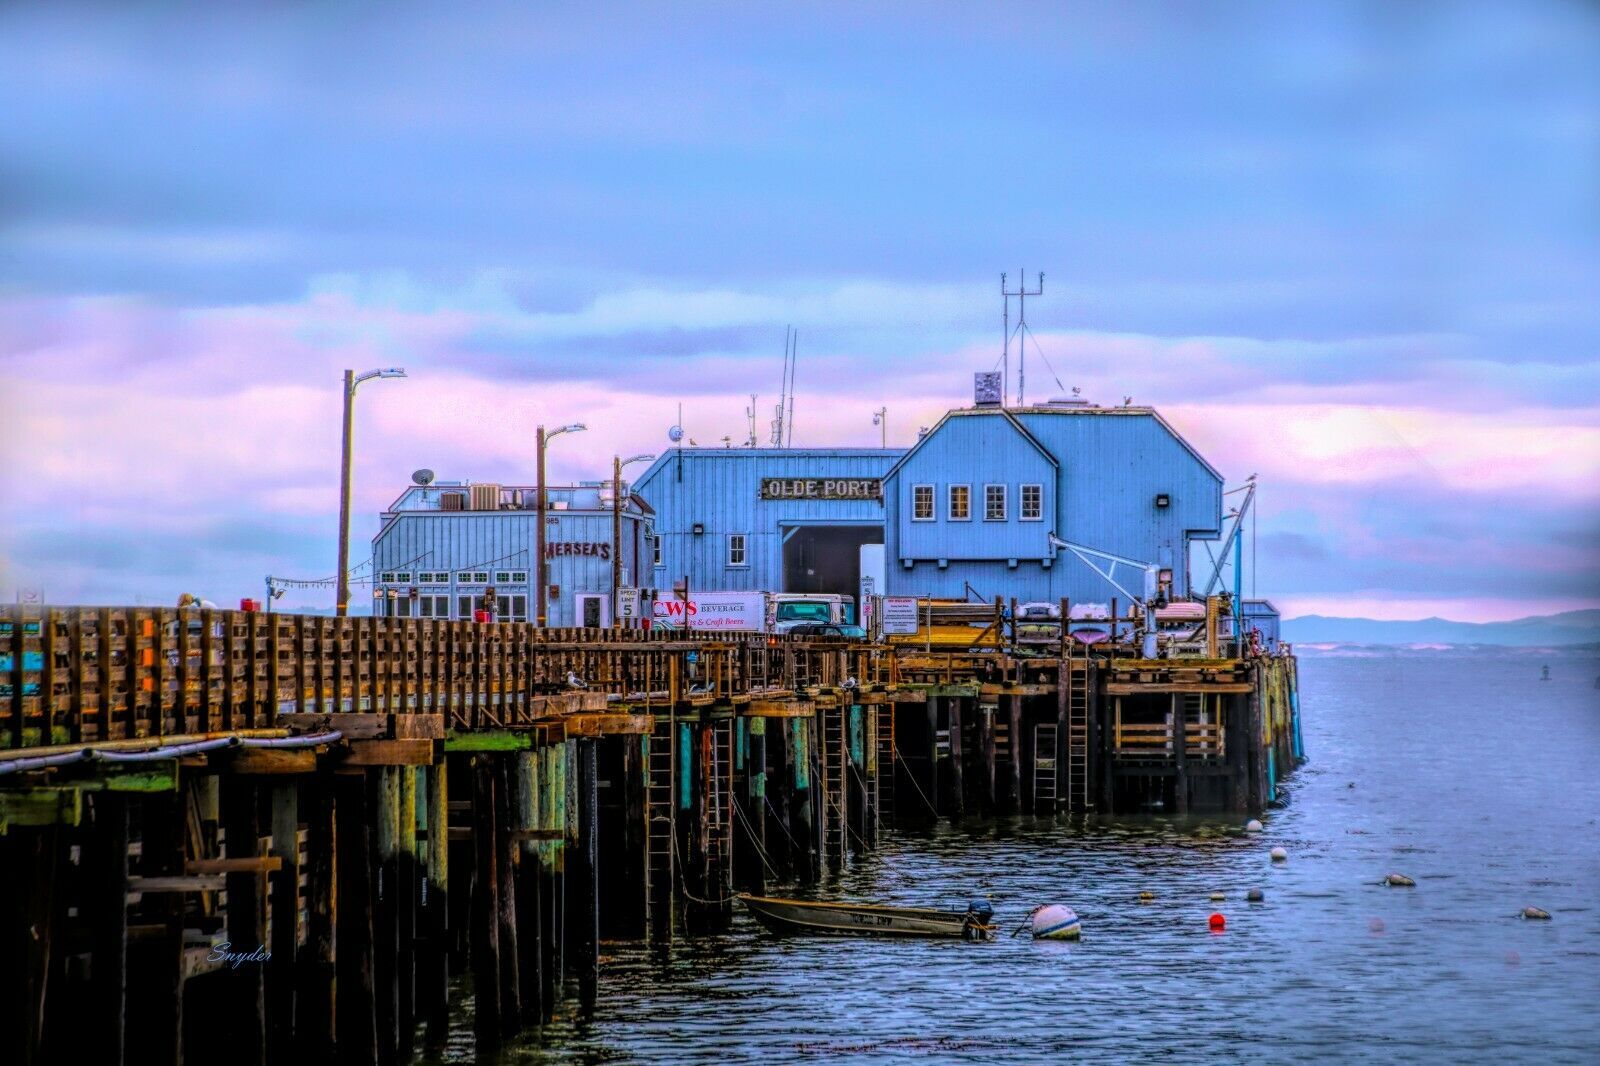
left=0, top=605, right=1302, bottom=1064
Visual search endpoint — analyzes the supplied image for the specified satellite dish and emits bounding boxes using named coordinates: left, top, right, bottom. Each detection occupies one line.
left=412, top=469, right=436, bottom=486
left=667, top=425, right=684, bottom=443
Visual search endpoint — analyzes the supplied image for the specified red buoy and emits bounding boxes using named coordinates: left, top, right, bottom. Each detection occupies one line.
left=1208, top=913, right=1226, bottom=931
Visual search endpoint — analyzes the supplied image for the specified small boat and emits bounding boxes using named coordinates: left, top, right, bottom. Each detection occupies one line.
left=738, top=893, right=995, bottom=940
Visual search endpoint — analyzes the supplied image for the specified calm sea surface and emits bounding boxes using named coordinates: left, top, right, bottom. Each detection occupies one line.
left=422, top=650, right=1600, bottom=1063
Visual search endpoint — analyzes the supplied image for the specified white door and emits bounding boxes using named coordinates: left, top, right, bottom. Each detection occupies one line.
left=576, top=593, right=611, bottom=629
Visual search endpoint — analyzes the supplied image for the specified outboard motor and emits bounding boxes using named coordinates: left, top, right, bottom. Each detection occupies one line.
left=963, top=899, right=995, bottom=940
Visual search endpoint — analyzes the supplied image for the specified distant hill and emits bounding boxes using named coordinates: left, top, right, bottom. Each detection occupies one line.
left=1284, top=609, right=1600, bottom=647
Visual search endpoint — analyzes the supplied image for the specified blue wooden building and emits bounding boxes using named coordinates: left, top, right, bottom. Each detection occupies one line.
left=881, top=399, right=1223, bottom=605
left=369, top=477, right=655, bottom=627
left=630, top=448, right=901, bottom=602
left=633, top=393, right=1228, bottom=609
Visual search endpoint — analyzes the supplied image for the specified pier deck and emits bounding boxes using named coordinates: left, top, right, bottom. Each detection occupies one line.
left=0, top=605, right=1301, bottom=1064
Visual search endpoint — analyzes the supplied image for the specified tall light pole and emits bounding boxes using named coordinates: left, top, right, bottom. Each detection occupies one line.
left=872, top=407, right=887, bottom=448
left=536, top=422, right=586, bottom=627
left=337, top=367, right=407, bottom=616
left=612, top=453, right=655, bottom=628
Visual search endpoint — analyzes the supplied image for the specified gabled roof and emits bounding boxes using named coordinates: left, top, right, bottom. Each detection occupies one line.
left=882, top=408, right=1058, bottom=481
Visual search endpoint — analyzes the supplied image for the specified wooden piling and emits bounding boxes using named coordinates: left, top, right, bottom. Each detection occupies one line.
left=267, top=781, right=300, bottom=1064
left=491, top=755, right=522, bottom=1035
left=335, top=773, right=379, bottom=1066
left=468, top=757, right=502, bottom=1046
left=86, top=794, right=129, bottom=1066
left=298, top=776, right=337, bottom=1055
left=222, top=775, right=267, bottom=1066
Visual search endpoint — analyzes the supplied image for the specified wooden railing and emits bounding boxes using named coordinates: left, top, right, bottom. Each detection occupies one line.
left=1113, top=721, right=1225, bottom=757
left=0, top=607, right=829, bottom=749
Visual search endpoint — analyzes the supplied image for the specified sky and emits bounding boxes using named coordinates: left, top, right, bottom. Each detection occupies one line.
left=1, top=1, right=1597, bottom=621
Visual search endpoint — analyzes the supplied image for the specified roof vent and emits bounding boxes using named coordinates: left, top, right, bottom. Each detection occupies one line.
left=1046, top=387, right=1091, bottom=407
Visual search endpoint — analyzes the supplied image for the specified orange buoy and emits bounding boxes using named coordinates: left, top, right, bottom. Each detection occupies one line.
left=1208, top=913, right=1226, bottom=931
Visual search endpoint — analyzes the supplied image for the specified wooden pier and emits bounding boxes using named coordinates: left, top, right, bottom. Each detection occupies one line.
left=0, top=605, right=1302, bottom=1064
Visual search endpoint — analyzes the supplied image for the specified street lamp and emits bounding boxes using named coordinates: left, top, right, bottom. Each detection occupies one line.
left=337, top=367, right=407, bottom=617
left=872, top=407, right=887, bottom=448
left=536, top=422, right=587, bottom=626
left=612, top=453, right=655, bottom=628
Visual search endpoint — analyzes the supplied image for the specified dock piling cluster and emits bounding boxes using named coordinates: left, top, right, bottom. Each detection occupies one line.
left=0, top=604, right=1302, bottom=1063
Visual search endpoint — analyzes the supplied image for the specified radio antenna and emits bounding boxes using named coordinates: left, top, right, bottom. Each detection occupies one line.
left=1001, top=270, right=1044, bottom=406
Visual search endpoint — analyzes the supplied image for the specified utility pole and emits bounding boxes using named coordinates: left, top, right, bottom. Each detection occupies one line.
left=1001, top=271, right=1044, bottom=407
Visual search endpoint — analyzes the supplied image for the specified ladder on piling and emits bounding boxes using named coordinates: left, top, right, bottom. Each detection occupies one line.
left=1067, top=650, right=1093, bottom=812
left=706, top=718, right=734, bottom=899
left=646, top=710, right=676, bottom=931
left=1033, top=722, right=1059, bottom=812
left=820, top=705, right=848, bottom=870
left=874, top=705, right=896, bottom=824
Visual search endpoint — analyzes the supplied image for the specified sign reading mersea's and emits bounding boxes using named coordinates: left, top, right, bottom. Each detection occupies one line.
left=760, top=477, right=882, bottom=501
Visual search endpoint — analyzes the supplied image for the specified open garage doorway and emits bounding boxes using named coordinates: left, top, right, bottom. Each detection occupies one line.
left=782, top=525, right=882, bottom=598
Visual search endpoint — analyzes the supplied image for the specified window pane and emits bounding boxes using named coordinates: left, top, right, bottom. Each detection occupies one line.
left=913, top=484, right=933, bottom=520
left=949, top=485, right=969, bottom=520
left=986, top=485, right=1006, bottom=520
left=1022, top=485, right=1042, bottom=519
left=458, top=596, right=472, bottom=618
left=512, top=595, right=527, bottom=620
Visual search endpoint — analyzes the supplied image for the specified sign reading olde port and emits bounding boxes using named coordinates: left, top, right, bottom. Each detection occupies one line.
left=760, top=477, right=882, bottom=501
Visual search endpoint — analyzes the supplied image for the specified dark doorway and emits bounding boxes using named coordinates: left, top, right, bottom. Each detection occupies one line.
left=782, top=526, right=881, bottom=597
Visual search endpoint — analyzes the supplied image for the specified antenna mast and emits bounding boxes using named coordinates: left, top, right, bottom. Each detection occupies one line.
left=770, top=326, right=793, bottom=446
left=786, top=328, right=798, bottom=446
left=1001, top=270, right=1044, bottom=406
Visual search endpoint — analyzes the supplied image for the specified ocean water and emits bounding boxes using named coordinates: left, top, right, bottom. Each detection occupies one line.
left=423, top=650, right=1600, bottom=1063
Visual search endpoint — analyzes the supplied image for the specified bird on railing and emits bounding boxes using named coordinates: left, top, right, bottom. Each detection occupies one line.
left=843, top=676, right=859, bottom=690
left=565, top=671, right=588, bottom=689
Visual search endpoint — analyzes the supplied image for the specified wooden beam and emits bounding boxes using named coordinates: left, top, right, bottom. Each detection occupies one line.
left=341, top=739, right=436, bottom=766
left=1102, top=682, right=1254, bottom=695
left=274, top=712, right=388, bottom=739
left=0, top=786, right=82, bottom=830
left=222, top=748, right=318, bottom=775
left=128, top=874, right=228, bottom=893
left=185, top=856, right=283, bottom=875
left=744, top=700, right=815, bottom=718
left=561, top=713, right=653, bottom=737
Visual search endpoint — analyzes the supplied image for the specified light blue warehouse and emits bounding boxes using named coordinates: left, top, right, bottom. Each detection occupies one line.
left=631, top=448, right=902, bottom=601
left=369, top=477, right=655, bottom=627
left=636, top=392, right=1227, bottom=609
left=1240, top=599, right=1282, bottom=650
left=882, top=399, right=1223, bottom=605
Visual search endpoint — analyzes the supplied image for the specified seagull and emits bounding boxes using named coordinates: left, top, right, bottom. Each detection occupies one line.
left=843, top=676, right=859, bottom=689
left=565, top=671, right=588, bottom=689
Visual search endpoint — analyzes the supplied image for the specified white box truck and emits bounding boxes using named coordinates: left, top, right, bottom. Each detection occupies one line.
left=650, top=591, right=852, bottom=633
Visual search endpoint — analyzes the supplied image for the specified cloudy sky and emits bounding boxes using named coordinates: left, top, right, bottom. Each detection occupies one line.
left=2, top=1, right=1597, bottom=620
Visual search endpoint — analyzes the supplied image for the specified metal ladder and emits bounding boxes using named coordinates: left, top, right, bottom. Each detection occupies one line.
left=706, top=718, right=734, bottom=898
left=1067, top=650, right=1093, bottom=812
left=1033, top=722, right=1059, bottom=812
left=874, top=705, right=896, bottom=824
left=646, top=709, right=676, bottom=931
left=820, top=705, right=848, bottom=870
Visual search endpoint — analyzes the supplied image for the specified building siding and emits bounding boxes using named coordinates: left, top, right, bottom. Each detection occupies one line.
left=370, top=506, right=651, bottom=626
left=632, top=448, right=901, bottom=593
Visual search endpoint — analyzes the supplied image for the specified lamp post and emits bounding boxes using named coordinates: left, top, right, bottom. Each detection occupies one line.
left=872, top=407, right=887, bottom=447
left=612, top=453, right=655, bottom=628
left=536, top=422, right=587, bottom=627
left=336, top=367, right=407, bottom=617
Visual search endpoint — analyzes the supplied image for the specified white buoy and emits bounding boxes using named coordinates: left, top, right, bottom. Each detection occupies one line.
left=1270, top=846, right=1288, bottom=862
left=1209, top=891, right=1226, bottom=902
left=1245, top=819, right=1263, bottom=833
left=1031, top=904, right=1082, bottom=940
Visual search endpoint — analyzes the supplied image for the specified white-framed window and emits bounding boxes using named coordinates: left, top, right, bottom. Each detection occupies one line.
left=496, top=594, right=529, bottom=622
left=1021, top=484, right=1043, bottom=521
left=394, top=571, right=412, bottom=583
left=912, top=484, right=935, bottom=521
left=456, top=595, right=475, bottom=619
left=492, top=570, right=528, bottom=584
left=984, top=484, right=1007, bottom=521
left=417, top=594, right=449, bottom=618
left=727, top=533, right=748, bottom=567
left=457, top=570, right=489, bottom=584
left=948, top=484, right=971, bottom=521
left=380, top=572, right=396, bottom=584
left=653, top=536, right=663, bottom=568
